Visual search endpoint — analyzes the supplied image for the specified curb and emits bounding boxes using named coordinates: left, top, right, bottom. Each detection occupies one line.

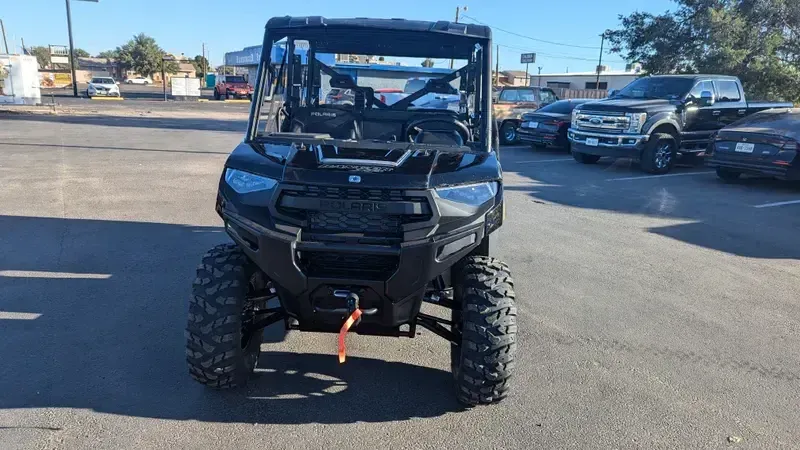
left=90, top=97, right=124, bottom=101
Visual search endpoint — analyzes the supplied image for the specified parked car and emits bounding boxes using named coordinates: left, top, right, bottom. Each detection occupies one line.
left=706, top=108, right=800, bottom=181
left=125, top=76, right=152, bottom=85
left=214, top=75, right=253, bottom=100
left=325, top=87, right=355, bottom=105
left=493, top=86, right=560, bottom=144
left=403, top=77, right=459, bottom=106
left=518, top=99, right=592, bottom=150
left=374, top=88, right=405, bottom=106
left=567, top=75, right=793, bottom=174
left=86, top=77, right=120, bottom=98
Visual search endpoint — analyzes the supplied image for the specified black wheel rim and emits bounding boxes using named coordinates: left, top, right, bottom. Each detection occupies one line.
left=504, top=126, right=516, bottom=142
left=655, top=142, right=673, bottom=169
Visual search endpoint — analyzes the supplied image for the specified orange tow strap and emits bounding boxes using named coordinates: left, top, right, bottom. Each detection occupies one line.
left=338, top=309, right=363, bottom=363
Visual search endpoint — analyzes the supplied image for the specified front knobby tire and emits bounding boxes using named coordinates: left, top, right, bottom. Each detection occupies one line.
left=451, top=256, right=517, bottom=406
left=185, top=243, right=263, bottom=389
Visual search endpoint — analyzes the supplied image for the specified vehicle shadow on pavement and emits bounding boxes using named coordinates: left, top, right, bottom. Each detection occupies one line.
left=502, top=150, right=800, bottom=259
left=0, top=215, right=461, bottom=425
left=0, top=113, right=247, bottom=133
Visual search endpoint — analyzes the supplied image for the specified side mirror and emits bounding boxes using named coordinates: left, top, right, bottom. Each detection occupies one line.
left=607, top=89, right=618, bottom=98
left=699, top=90, right=714, bottom=107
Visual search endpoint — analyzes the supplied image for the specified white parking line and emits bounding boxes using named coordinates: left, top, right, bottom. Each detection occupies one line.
left=606, top=171, right=715, bottom=182
left=513, top=158, right=574, bottom=164
left=0, top=270, right=111, bottom=279
left=0, top=312, right=42, bottom=320
left=753, top=199, right=800, bottom=209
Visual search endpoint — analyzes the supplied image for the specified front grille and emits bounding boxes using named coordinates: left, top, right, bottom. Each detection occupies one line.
left=298, top=251, right=399, bottom=280
left=575, top=111, right=629, bottom=134
left=277, top=185, right=431, bottom=237
left=309, top=211, right=401, bottom=234
left=302, top=185, right=406, bottom=201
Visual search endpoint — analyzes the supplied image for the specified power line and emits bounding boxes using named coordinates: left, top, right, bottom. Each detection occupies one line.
left=462, top=14, right=602, bottom=50
left=496, top=43, right=626, bottom=64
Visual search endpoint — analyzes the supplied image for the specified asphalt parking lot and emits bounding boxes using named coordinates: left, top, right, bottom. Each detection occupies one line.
left=1, top=112, right=798, bottom=449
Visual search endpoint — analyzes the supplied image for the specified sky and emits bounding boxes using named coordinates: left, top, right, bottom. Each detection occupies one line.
left=1, top=0, right=674, bottom=74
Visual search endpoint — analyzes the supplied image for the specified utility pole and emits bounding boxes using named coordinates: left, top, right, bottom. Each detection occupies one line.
left=202, top=42, right=206, bottom=87
left=595, top=32, right=605, bottom=90
left=450, top=6, right=468, bottom=69
left=537, top=66, right=542, bottom=87
left=0, top=19, right=9, bottom=54
left=65, top=0, right=79, bottom=97
left=21, top=38, right=26, bottom=54
left=494, top=44, right=499, bottom=86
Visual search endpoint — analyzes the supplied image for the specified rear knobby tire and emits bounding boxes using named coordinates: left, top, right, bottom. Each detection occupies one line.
left=186, top=243, right=262, bottom=389
left=451, top=256, right=517, bottom=406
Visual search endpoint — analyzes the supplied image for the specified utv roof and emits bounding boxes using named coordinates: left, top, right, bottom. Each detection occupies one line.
left=265, top=16, right=492, bottom=59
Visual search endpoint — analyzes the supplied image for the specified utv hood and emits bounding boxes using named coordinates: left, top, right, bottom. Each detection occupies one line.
left=225, top=139, right=501, bottom=189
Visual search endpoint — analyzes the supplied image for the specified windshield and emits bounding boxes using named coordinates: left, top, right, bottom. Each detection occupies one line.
left=249, top=32, right=492, bottom=151
left=615, top=77, right=694, bottom=100
left=538, top=100, right=585, bottom=114
left=91, top=78, right=114, bottom=84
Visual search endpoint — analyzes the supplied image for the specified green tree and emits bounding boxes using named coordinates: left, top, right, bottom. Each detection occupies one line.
left=421, top=58, right=434, bottom=68
left=97, top=50, right=119, bottom=59
left=72, top=48, right=90, bottom=58
left=606, top=0, right=800, bottom=102
left=116, top=33, right=179, bottom=78
left=191, top=55, right=212, bottom=77
left=28, top=46, right=51, bottom=69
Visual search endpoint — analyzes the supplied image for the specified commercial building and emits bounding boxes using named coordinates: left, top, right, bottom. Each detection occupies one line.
left=532, top=68, right=642, bottom=91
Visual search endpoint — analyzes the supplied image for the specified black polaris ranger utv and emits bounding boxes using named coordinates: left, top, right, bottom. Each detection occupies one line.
left=186, top=16, right=516, bottom=406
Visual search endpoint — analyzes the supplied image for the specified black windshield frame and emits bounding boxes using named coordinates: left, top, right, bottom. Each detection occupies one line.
left=245, top=22, right=494, bottom=152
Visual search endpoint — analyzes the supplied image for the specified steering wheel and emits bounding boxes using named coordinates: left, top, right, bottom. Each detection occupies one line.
left=405, top=117, right=471, bottom=145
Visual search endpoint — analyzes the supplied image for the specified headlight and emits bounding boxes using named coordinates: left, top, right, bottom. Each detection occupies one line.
left=627, top=112, right=647, bottom=133
left=224, top=168, right=277, bottom=194
left=571, top=109, right=580, bottom=128
left=436, top=182, right=498, bottom=206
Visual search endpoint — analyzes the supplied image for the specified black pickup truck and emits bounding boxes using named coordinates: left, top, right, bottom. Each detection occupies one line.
left=567, top=75, right=793, bottom=173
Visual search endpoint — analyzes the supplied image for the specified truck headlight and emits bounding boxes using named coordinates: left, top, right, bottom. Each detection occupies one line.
left=627, top=112, right=647, bottom=133
left=571, top=109, right=580, bottom=128
left=436, top=182, right=498, bottom=206
left=224, top=168, right=277, bottom=194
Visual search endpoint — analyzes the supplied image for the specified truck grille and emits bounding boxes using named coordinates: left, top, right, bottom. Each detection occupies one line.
left=575, top=111, right=629, bottom=133
left=298, top=251, right=399, bottom=280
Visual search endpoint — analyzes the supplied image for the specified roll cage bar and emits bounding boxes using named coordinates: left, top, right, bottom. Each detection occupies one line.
left=245, top=18, right=494, bottom=152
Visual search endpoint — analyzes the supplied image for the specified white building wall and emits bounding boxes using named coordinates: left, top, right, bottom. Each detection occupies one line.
left=0, top=55, right=42, bottom=105
left=533, top=74, right=638, bottom=90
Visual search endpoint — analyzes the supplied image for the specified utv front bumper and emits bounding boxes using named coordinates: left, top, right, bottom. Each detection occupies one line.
left=217, top=183, right=502, bottom=334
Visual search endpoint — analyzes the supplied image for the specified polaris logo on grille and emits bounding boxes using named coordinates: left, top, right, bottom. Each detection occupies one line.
left=319, top=200, right=387, bottom=212
left=348, top=175, right=361, bottom=183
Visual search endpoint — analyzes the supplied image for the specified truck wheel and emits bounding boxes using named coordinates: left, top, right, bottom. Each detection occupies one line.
left=451, top=256, right=517, bottom=406
left=213, top=90, right=221, bottom=101
left=186, top=243, right=264, bottom=389
left=572, top=150, right=601, bottom=164
left=641, top=133, right=677, bottom=174
left=500, top=121, right=519, bottom=145
left=716, top=168, right=742, bottom=182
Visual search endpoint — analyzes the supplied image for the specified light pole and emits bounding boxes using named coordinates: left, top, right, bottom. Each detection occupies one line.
left=65, top=0, right=98, bottom=97
left=450, top=6, right=468, bottom=69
